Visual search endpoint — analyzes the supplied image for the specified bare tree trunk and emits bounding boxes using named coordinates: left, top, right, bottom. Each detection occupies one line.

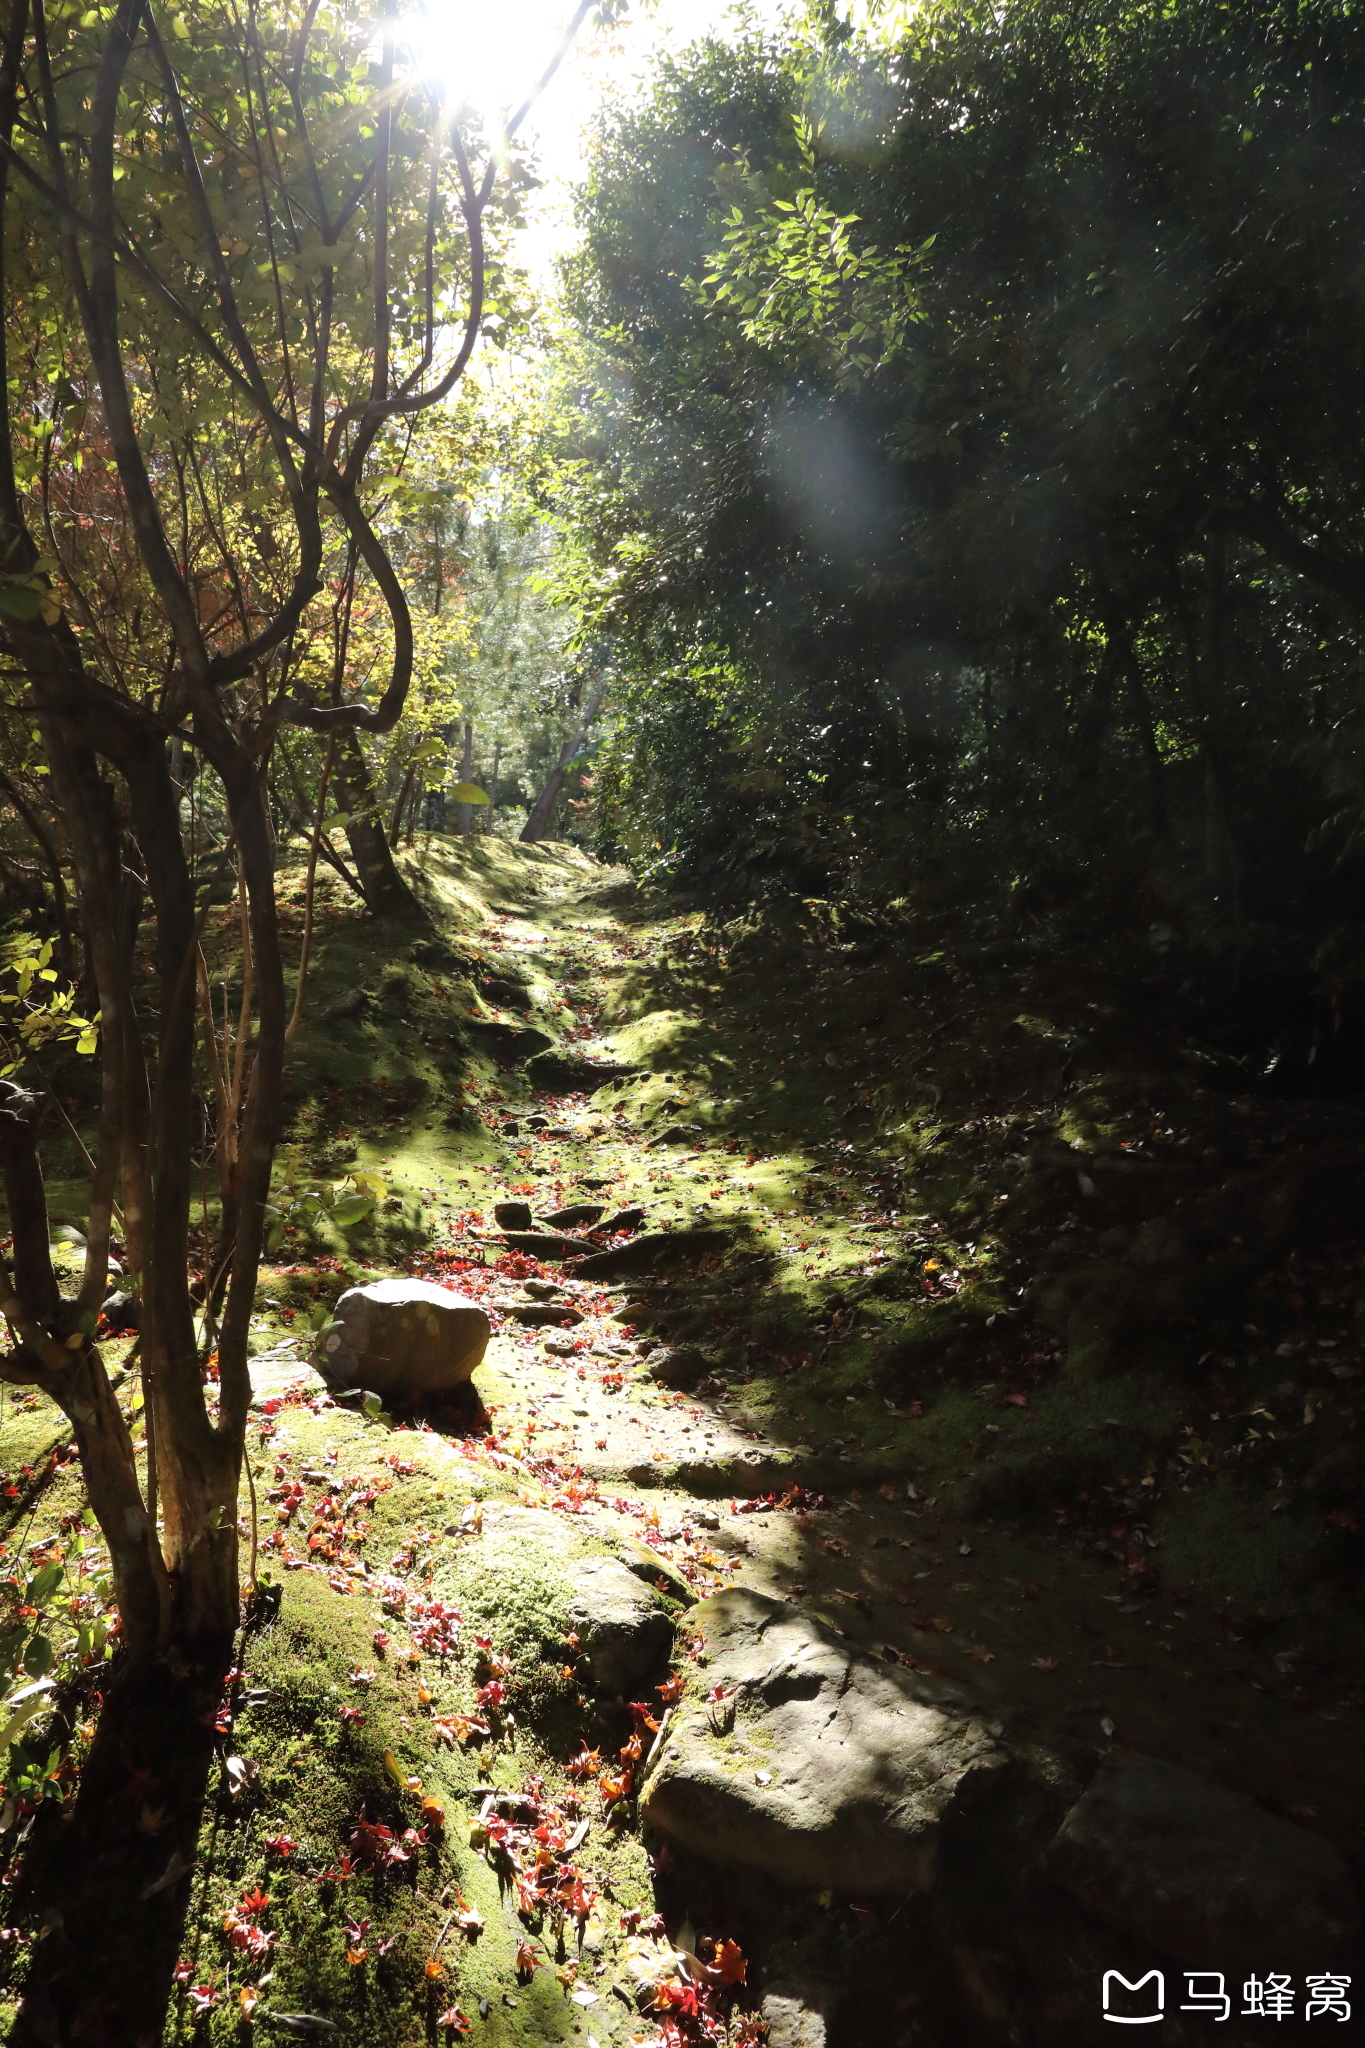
left=331, top=726, right=424, bottom=922
left=521, top=681, right=606, bottom=843
left=459, top=718, right=473, bottom=837
left=484, top=740, right=501, bottom=832
left=388, top=754, right=417, bottom=848
left=403, top=769, right=422, bottom=847
left=286, top=733, right=335, bottom=1045
left=0, top=1079, right=169, bottom=1659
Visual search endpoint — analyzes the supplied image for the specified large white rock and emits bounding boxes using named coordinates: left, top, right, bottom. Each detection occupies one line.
left=317, top=1278, right=488, bottom=1398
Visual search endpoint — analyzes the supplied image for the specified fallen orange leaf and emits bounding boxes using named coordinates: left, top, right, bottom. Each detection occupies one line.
left=966, top=1644, right=996, bottom=1664
left=716, top=1938, right=747, bottom=1987
left=1031, top=1655, right=1059, bottom=1671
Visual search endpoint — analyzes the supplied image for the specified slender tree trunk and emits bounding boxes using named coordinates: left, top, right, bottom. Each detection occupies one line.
left=484, top=740, right=501, bottom=833
left=459, top=718, right=473, bottom=837
left=403, top=770, right=422, bottom=846
left=0, top=1078, right=170, bottom=1659
left=521, top=680, right=607, bottom=843
left=331, top=725, right=424, bottom=921
left=1200, top=532, right=1236, bottom=892
left=388, top=754, right=417, bottom=848
left=286, top=733, right=335, bottom=1044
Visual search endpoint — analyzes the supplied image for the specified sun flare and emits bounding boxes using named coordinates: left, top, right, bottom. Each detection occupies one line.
left=394, top=0, right=575, bottom=114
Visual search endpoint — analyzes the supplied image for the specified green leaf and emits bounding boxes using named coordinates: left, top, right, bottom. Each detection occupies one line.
left=449, top=781, right=489, bottom=805
left=0, top=581, right=40, bottom=620
left=330, top=1193, right=375, bottom=1228
left=23, top=1634, right=53, bottom=1679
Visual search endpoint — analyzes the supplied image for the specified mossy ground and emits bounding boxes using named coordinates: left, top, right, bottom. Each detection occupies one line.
left=122, top=1396, right=661, bottom=2046
left=4, top=831, right=1365, bottom=2039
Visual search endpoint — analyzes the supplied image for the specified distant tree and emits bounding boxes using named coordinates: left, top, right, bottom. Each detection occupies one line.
left=560, top=0, right=1365, bottom=917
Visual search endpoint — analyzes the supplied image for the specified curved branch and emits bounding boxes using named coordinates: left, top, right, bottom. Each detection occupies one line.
left=284, top=470, right=413, bottom=734
left=1217, top=500, right=1365, bottom=617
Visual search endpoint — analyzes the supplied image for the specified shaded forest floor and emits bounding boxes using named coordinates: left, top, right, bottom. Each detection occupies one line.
left=2, top=835, right=1364, bottom=2042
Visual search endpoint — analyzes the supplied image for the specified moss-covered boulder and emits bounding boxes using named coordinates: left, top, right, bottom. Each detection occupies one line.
left=640, top=1586, right=1012, bottom=1893
left=434, top=1505, right=675, bottom=1705
left=566, top=1554, right=675, bottom=1696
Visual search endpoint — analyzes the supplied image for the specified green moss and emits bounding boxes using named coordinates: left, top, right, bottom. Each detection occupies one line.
left=171, top=1419, right=667, bottom=2044
left=1154, top=1473, right=1319, bottom=1609
left=0, top=1390, right=74, bottom=1474
left=431, top=1510, right=594, bottom=1723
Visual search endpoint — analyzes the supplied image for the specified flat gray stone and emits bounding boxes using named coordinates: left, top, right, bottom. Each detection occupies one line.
left=1041, top=1750, right=1362, bottom=1972
left=639, top=1587, right=1009, bottom=1893
left=318, top=1277, right=488, bottom=1397
left=507, top=1302, right=583, bottom=1327
left=464, top=1018, right=554, bottom=1058
left=571, top=1227, right=734, bottom=1279
left=614, top=1535, right=695, bottom=1606
left=597, top=1205, right=646, bottom=1235
left=249, top=1347, right=327, bottom=1408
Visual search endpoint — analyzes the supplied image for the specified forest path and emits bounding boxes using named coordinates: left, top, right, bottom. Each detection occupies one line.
left=5, top=840, right=1361, bottom=2041
left=355, top=845, right=1365, bottom=1881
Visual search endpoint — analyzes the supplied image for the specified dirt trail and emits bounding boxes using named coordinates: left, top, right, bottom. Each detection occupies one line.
left=358, top=846, right=1365, bottom=1881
